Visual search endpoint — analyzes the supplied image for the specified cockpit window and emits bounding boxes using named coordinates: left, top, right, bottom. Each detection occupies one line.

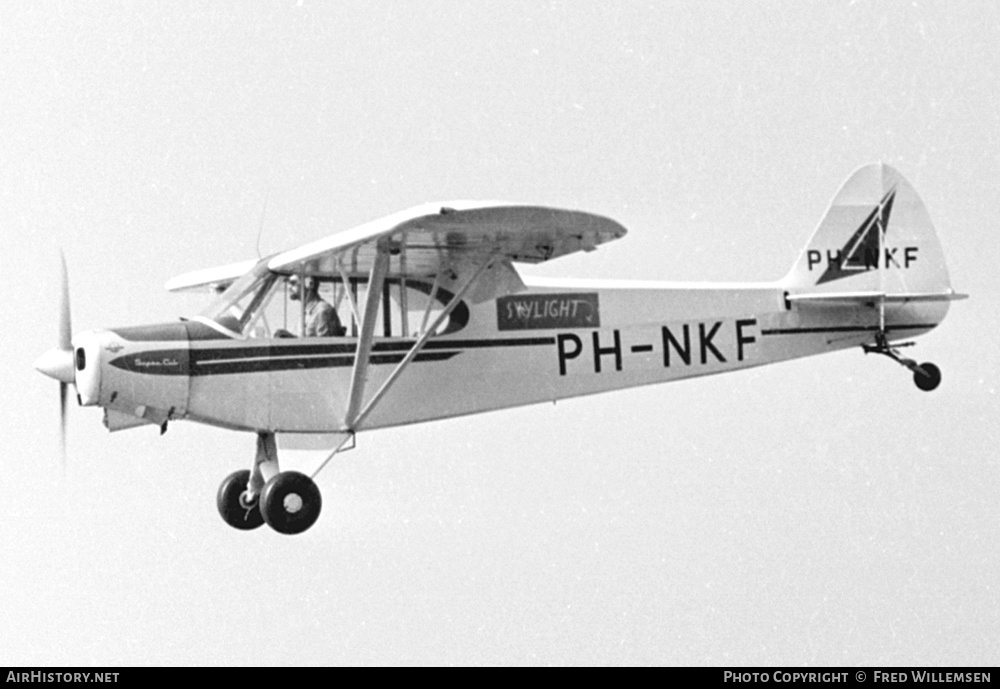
left=199, top=264, right=467, bottom=340
left=200, top=262, right=279, bottom=335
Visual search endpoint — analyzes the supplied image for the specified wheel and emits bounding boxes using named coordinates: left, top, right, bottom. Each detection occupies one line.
left=913, top=362, right=941, bottom=391
left=217, top=469, right=264, bottom=530
left=260, top=471, right=322, bottom=535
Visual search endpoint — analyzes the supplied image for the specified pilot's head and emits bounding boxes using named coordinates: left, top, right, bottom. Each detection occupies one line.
left=288, top=275, right=319, bottom=301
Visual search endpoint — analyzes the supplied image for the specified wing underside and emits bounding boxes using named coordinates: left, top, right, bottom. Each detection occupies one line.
left=267, top=202, right=626, bottom=294
left=167, top=202, right=627, bottom=303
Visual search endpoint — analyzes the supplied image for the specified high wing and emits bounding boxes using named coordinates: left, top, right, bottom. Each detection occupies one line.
left=166, top=201, right=627, bottom=302
left=265, top=201, right=626, bottom=302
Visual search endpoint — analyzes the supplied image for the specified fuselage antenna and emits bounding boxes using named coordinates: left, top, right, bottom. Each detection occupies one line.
left=255, top=187, right=271, bottom=259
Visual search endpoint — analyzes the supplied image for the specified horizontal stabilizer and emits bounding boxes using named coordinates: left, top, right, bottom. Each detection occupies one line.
left=787, top=290, right=969, bottom=306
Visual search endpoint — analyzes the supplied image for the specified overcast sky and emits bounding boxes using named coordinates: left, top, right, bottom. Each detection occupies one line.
left=2, top=1, right=997, bottom=666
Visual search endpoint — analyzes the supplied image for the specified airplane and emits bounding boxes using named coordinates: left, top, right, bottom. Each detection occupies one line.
left=34, top=163, right=967, bottom=535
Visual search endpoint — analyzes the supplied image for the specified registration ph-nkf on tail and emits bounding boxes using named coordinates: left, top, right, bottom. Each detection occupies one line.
left=35, top=164, right=967, bottom=534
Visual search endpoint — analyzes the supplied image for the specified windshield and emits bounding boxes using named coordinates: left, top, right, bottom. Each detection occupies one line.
left=200, top=261, right=281, bottom=336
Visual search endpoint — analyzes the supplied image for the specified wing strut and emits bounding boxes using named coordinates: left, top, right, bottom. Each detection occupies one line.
left=344, top=243, right=391, bottom=427
left=336, top=260, right=362, bottom=328
left=345, top=252, right=498, bottom=432
left=418, top=268, right=444, bottom=337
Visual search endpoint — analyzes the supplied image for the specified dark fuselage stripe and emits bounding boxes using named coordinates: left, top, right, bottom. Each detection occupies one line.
left=187, top=337, right=557, bottom=375
left=189, top=351, right=457, bottom=375
left=111, top=336, right=556, bottom=376
left=188, top=336, right=557, bottom=362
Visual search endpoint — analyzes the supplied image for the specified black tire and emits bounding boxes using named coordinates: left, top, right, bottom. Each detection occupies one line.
left=217, top=469, right=264, bottom=530
left=260, top=471, right=322, bottom=535
left=914, top=362, right=942, bottom=392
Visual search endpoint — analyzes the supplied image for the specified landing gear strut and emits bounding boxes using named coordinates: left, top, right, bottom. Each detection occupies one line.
left=217, top=432, right=323, bottom=534
left=862, top=332, right=942, bottom=391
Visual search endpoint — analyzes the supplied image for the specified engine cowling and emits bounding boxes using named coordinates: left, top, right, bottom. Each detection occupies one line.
left=72, top=324, right=191, bottom=428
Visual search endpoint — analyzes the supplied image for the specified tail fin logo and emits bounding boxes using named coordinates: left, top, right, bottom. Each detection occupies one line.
left=814, top=189, right=896, bottom=284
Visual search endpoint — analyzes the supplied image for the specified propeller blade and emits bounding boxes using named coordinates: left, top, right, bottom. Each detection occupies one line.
left=59, top=250, right=72, bottom=352
left=34, top=250, right=75, bottom=470
left=59, top=381, right=68, bottom=469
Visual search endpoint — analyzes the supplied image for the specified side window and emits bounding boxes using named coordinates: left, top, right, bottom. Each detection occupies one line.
left=227, top=274, right=467, bottom=340
left=396, top=280, right=448, bottom=337
left=280, top=278, right=349, bottom=338
left=340, top=278, right=454, bottom=338
left=242, top=278, right=286, bottom=338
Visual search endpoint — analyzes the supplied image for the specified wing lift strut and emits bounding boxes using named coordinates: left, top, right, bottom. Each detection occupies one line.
left=310, top=241, right=500, bottom=479
left=234, top=241, right=500, bottom=533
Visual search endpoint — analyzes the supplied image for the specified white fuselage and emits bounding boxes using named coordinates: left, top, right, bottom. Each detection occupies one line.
left=83, top=278, right=947, bottom=434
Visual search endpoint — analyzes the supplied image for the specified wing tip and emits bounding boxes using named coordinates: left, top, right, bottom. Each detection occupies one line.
left=164, top=259, right=259, bottom=293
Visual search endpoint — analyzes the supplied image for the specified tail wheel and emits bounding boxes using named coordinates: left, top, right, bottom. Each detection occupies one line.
left=260, top=471, right=322, bottom=535
left=913, top=362, right=942, bottom=391
left=217, top=469, right=264, bottom=530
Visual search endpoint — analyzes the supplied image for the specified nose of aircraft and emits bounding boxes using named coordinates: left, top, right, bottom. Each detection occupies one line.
left=34, top=347, right=76, bottom=384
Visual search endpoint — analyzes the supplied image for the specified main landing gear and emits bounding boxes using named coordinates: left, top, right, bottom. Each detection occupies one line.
left=862, top=333, right=942, bottom=392
left=216, top=432, right=323, bottom=535
left=217, top=469, right=265, bottom=530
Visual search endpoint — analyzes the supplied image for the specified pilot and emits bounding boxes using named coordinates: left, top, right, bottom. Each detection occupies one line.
left=288, top=275, right=345, bottom=337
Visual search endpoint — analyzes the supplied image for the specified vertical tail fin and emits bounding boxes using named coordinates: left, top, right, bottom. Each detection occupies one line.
left=783, top=163, right=954, bottom=296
